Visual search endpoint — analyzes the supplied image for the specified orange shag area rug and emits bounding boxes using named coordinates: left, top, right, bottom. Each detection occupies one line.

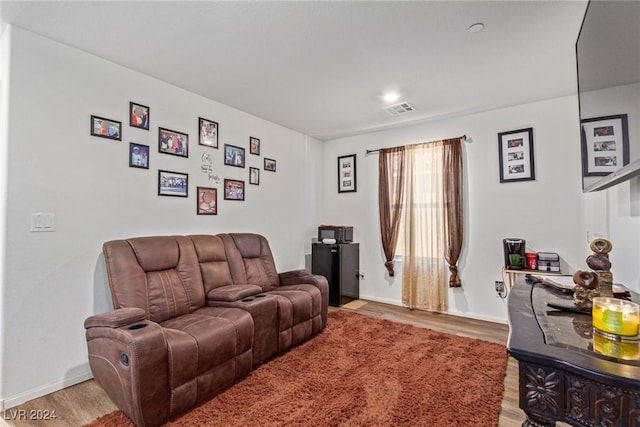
left=86, top=310, right=508, bottom=426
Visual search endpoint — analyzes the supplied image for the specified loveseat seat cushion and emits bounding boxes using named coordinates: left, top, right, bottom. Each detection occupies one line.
left=268, top=289, right=318, bottom=350
left=159, top=307, right=253, bottom=415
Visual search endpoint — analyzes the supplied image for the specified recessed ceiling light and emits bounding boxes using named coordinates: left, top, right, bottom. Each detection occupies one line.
left=467, top=23, right=484, bottom=33
left=383, top=92, right=400, bottom=103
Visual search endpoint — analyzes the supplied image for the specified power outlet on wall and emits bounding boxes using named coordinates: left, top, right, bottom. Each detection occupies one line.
left=495, top=281, right=507, bottom=299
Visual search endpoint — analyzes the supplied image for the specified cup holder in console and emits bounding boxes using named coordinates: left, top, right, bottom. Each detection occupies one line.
left=128, top=323, right=147, bottom=330
left=242, top=294, right=267, bottom=302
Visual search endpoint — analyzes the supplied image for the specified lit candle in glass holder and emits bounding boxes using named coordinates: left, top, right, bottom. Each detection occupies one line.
left=592, top=297, right=640, bottom=337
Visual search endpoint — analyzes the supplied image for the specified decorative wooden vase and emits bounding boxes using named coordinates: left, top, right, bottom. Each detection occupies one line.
left=572, top=238, right=614, bottom=310
left=588, top=238, right=614, bottom=297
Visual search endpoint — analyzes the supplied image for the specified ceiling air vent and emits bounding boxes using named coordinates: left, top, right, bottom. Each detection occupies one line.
left=383, top=102, right=415, bottom=116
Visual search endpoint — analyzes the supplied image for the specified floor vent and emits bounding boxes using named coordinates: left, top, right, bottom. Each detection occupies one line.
left=383, top=102, right=415, bottom=116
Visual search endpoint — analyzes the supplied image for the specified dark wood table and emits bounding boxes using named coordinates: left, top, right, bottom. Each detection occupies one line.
left=507, top=279, right=640, bottom=427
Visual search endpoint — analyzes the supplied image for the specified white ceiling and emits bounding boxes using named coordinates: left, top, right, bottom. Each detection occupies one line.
left=0, top=1, right=588, bottom=141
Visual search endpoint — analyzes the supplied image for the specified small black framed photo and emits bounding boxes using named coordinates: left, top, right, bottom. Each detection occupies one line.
left=129, top=102, right=149, bottom=130
left=129, top=143, right=149, bottom=169
left=580, top=114, right=629, bottom=177
left=224, top=144, right=245, bottom=168
left=90, top=115, right=121, bottom=141
left=158, top=170, right=188, bottom=197
left=199, top=117, right=218, bottom=149
left=159, top=127, right=189, bottom=158
left=264, top=158, right=276, bottom=172
left=250, top=137, right=260, bottom=155
left=224, top=179, right=245, bottom=201
left=250, top=167, right=260, bottom=185
left=338, top=154, right=357, bottom=193
left=498, top=128, right=535, bottom=183
left=197, top=186, right=217, bottom=215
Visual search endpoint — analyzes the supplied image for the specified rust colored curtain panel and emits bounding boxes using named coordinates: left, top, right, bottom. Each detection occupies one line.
left=442, top=138, right=463, bottom=287
left=378, top=147, right=405, bottom=276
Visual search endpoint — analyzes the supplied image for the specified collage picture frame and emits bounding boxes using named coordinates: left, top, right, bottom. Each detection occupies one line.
left=580, top=114, right=629, bottom=177
left=337, top=154, right=357, bottom=193
left=498, top=128, right=535, bottom=183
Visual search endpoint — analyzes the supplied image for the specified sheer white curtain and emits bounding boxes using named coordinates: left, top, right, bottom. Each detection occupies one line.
left=401, top=142, right=447, bottom=311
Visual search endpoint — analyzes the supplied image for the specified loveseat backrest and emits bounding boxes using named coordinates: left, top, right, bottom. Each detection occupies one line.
left=228, top=233, right=280, bottom=292
left=102, top=235, right=206, bottom=323
left=189, top=234, right=246, bottom=293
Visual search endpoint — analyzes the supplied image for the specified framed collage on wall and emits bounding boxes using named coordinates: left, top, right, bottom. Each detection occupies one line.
left=580, top=114, right=629, bottom=177
left=498, top=128, right=535, bottom=183
left=337, top=154, right=357, bottom=192
left=89, top=100, right=282, bottom=212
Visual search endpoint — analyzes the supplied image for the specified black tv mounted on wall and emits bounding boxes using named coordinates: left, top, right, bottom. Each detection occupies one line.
left=576, top=0, right=640, bottom=192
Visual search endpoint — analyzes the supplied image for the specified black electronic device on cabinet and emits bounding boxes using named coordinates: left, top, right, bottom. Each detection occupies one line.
left=311, top=242, right=359, bottom=307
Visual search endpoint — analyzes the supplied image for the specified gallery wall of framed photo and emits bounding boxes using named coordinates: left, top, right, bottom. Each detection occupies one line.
left=89, top=101, right=281, bottom=216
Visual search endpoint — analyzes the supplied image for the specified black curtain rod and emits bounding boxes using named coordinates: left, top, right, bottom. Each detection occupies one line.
left=366, top=134, right=468, bottom=154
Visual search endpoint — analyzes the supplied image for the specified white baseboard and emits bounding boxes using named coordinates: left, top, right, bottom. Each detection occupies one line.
left=357, top=294, right=403, bottom=307
left=1, top=370, right=93, bottom=411
left=358, top=294, right=507, bottom=325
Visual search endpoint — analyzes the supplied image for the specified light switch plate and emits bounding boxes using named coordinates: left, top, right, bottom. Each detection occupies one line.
left=31, top=213, right=55, bottom=232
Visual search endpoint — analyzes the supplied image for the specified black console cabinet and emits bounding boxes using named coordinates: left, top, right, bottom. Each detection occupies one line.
left=311, top=243, right=359, bottom=307
left=507, top=279, right=640, bottom=426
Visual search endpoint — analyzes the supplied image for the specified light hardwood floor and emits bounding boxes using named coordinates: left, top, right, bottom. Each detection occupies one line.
left=0, top=300, right=568, bottom=427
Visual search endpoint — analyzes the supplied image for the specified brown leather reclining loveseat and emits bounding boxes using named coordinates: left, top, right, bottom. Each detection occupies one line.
left=84, top=233, right=329, bottom=426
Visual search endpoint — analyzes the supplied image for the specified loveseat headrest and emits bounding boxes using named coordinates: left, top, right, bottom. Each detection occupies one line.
left=127, top=236, right=181, bottom=272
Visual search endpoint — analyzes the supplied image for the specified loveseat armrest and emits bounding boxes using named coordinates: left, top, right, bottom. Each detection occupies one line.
left=84, top=307, right=146, bottom=329
left=279, top=269, right=329, bottom=329
left=279, top=269, right=325, bottom=288
left=206, top=284, right=263, bottom=302
left=84, top=309, right=169, bottom=426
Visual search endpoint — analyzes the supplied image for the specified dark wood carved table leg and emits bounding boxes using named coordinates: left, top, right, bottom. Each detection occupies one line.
left=523, top=411, right=556, bottom=427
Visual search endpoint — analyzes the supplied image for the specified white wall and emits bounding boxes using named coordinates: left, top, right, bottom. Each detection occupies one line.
left=0, top=26, right=323, bottom=408
left=321, top=96, right=587, bottom=322
left=0, top=27, right=11, bottom=405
